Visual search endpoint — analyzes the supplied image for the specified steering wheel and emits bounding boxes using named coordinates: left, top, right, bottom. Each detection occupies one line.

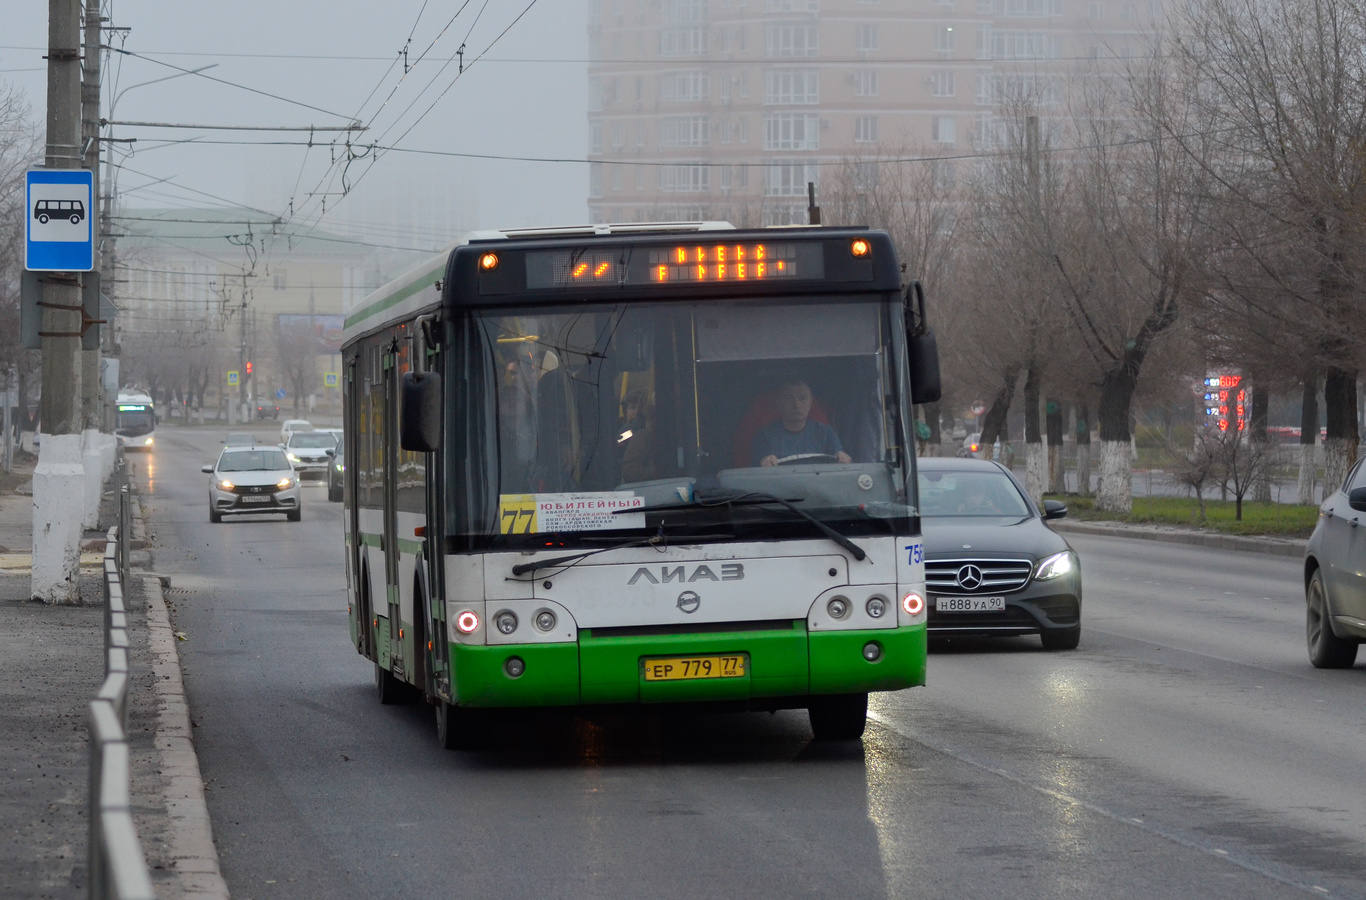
left=776, top=453, right=839, bottom=466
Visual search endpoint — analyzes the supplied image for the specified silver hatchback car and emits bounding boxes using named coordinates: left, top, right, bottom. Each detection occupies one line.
left=1304, top=457, right=1366, bottom=667
left=203, top=446, right=301, bottom=523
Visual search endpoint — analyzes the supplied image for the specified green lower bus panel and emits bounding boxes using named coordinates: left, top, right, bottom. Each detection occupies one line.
left=808, top=624, right=927, bottom=695
left=450, top=643, right=581, bottom=708
left=580, top=623, right=810, bottom=705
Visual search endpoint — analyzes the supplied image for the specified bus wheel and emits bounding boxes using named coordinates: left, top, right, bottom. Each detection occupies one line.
left=436, top=701, right=483, bottom=751
left=808, top=693, right=868, bottom=741
left=375, top=661, right=407, bottom=705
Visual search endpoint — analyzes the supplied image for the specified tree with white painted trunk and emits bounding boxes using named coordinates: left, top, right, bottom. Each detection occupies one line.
left=1049, top=50, right=1209, bottom=513
left=1170, top=0, right=1366, bottom=503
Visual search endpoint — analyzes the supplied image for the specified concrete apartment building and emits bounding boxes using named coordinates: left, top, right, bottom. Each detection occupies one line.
left=586, top=0, right=1155, bottom=226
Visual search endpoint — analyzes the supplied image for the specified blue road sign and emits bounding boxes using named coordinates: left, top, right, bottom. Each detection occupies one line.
left=275, top=388, right=286, bottom=399
left=26, top=169, right=95, bottom=272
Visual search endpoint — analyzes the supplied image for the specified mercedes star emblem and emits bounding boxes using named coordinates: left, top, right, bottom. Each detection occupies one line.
left=956, top=564, right=984, bottom=590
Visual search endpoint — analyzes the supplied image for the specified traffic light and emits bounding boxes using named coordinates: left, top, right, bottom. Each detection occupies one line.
left=245, top=361, right=253, bottom=375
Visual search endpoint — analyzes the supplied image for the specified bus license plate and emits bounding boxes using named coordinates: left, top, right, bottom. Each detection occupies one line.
left=642, top=655, right=747, bottom=682
left=935, top=596, right=1005, bottom=612
left=241, top=496, right=272, bottom=504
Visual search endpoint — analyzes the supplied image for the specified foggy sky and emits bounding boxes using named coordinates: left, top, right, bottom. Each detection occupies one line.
left=1, top=0, right=589, bottom=247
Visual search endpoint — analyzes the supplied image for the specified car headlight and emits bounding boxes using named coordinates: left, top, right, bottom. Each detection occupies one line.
left=1035, top=551, right=1075, bottom=581
left=143, top=437, right=154, bottom=445
left=218, top=479, right=235, bottom=490
left=335, top=463, right=344, bottom=471
left=277, top=477, right=295, bottom=489
left=287, top=453, right=301, bottom=463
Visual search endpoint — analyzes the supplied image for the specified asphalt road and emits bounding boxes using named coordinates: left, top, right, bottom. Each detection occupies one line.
left=139, top=423, right=1366, bottom=900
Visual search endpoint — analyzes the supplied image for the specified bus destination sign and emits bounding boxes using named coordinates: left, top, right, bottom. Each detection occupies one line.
left=523, top=241, right=825, bottom=290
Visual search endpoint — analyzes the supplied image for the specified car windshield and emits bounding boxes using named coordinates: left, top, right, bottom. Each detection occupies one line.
left=917, top=470, right=1033, bottom=517
left=218, top=449, right=291, bottom=472
left=438, top=295, right=917, bottom=550
left=289, top=434, right=337, bottom=449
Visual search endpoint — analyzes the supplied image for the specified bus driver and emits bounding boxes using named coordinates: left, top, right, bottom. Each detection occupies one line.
left=753, top=378, right=852, bottom=467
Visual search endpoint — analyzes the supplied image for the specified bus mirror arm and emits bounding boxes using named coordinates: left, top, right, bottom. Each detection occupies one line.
left=400, top=371, right=442, bottom=452
left=905, top=281, right=942, bottom=405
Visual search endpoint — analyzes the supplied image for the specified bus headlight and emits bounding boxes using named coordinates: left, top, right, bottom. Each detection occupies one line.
left=1035, top=551, right=1074, bottom=581
left=866, top=596, right=887, bottom=618
left=534, top=610, right=557, bottom=632
left=494, top=610, right=518, bottom=635
left=826, top=597, right=850, bottom=619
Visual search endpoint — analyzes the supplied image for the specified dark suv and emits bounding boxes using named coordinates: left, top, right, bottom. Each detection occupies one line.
left=255, top=403, right=280, bottom=420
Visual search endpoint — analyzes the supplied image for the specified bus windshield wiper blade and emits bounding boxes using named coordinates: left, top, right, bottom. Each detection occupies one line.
left=509, top=530, right=663, bottom=577
left=619, top=491, right=867, bottom=562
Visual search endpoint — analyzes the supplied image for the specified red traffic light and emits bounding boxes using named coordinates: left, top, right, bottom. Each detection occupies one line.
left=245, top=361, right=253, bottom=374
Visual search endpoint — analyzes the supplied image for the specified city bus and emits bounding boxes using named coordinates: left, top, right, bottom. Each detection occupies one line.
left=115, top=390, right=156, bottom=451
left=339, top=222, right=941, bottom=749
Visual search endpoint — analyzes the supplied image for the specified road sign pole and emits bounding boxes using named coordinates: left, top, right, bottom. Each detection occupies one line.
left=33, top=0, right=88, bottom=604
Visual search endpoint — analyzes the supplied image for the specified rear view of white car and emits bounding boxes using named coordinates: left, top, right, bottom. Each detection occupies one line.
left=203, top=446, right=301, bottom=523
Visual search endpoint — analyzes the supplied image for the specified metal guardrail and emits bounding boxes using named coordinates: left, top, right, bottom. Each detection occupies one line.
left=89, top=468, right=155, bottom=900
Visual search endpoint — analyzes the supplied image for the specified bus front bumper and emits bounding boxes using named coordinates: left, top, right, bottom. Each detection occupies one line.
left=447, top=621, right=926, bottom=708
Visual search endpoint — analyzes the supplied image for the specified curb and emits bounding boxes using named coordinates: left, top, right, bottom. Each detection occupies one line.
left=1049, top=519, right=1308, bottom=558
left=143, top=575, right=230, bottom=899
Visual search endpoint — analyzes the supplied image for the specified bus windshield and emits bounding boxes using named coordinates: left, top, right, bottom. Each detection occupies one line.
left=116, top=407, right=155, bottom=437
left=448, top=295, right=916, bottom=548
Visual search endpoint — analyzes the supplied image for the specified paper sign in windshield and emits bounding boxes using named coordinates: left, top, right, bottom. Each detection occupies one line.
left=499, top=492, right=645, bottom=534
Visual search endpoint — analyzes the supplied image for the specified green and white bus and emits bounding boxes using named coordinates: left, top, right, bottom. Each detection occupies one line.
left=340, top=222, right=941, bottom=748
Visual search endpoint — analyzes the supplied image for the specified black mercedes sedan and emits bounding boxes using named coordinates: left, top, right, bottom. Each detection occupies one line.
left=918, top=457, right=1082, bottom=650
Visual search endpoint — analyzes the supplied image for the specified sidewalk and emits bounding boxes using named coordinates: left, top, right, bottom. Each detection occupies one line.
left=1048, top=518, right=1309, bottom=558
left=0, top=457, right=224, bottom=900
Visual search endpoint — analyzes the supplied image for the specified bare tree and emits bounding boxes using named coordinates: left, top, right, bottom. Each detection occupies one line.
left=0, top=83, right=42, bottom=420
left=1171, top=0, right=1366, bottom=498
left=1171, top=430, right=1220, bottom=523
left=1047, top=48, right=1210, bottom=512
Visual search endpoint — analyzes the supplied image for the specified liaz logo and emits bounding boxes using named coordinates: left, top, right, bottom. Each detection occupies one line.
left=627, top=564, right=744, bottom=585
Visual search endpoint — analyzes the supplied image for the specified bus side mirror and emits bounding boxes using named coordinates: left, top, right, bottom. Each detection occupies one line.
left=908, top=328, right=942, bottom=405
left=905, top=280, right=942, bottom=405
left=400, top=371, right=441, bottom=452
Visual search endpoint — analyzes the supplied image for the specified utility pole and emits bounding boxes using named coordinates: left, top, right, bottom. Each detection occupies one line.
left=78, top=0, right=109, bottom=530
left=33, top=0, right=87, bottom=603
left=238, top=285, right=248, bottom=422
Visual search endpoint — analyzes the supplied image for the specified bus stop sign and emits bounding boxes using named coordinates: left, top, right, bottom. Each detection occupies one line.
left=25, top=169, right=94, bottom=272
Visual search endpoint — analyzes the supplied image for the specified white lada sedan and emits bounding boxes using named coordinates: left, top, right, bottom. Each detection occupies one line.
left=203, top=446, right=301, bottom=523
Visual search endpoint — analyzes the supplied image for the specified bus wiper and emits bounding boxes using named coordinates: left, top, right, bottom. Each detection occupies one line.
left=619, top=491, right=868, bottom=562
left=509, top=528, right=664, bottom=577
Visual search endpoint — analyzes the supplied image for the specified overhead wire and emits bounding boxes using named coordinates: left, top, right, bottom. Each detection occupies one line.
left=103, top=45, right=360, bottom=121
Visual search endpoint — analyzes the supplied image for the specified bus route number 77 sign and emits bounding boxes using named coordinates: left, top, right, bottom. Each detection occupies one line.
left=25, top=169, right=94, bottom=272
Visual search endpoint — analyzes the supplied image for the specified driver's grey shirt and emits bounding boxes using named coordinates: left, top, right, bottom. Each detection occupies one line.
left=751, top=420, right=843, bottom=465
